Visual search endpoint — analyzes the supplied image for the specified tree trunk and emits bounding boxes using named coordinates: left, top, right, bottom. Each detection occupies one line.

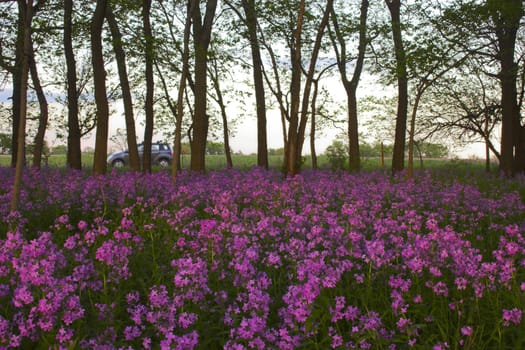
left=29, top=36, right=48, bottom=169
left=173, top=0, right=196, bottom=177
left=64, top=0, right=82, bottom=170
left=329, top=0, right=368, bottom=172
left=310, top=79, right=319, bottom=169
left=488, top=0, right=522, bottom=175
left=518, top=127, right=525, bottom=172
left=91, top=0, right=109, bottom=176
left=220, top=102, right=233, bottom=169
left=11, top=0, right=33, bottom=212
left=11, top=1, right=25, bottom=168
left=407, top=91, right=423, bottom=178
left=241, top=0, right=268, bottom=169
left=209, top=58, right=233, bottom=169
left=414, top=141, right=423, bottom=170
left=485, top=137, right=491, bottom=172
left=386, top=0, right=408, bottom=173
left=381, top=142, right=385, bottom=167
left=190, top=0, right=218, bottom=172
left=346, top=92, right=360, bottom=171
left=499, top=51, right=520, bottom=175
left=284, top=0, right=305, bottom=176
left=296, top=0, right=333, bottom=169
left=106, top=4, right=140, bottom=171
left=142, top=0, right=154, bottom=174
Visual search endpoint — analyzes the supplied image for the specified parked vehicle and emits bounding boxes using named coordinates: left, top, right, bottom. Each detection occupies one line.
left=107, top=142, right=173, bottom=168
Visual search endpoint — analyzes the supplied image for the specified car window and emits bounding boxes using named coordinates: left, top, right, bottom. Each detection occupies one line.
left=151, top=144, right=160, bottom=152
left=138, top=145, right=144, bottom=152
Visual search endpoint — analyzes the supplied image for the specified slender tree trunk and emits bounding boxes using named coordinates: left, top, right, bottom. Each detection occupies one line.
left=241, top=0, right=268, bottom=169
left=329, top=0, right=368, bottom=172
left=11, top=0, right=33, bottom=212
left=296, top=0, right=333, bottom=168
left=91, top=0, right=109, bottom=175
left=485, top=134, right=491, bottom=172
left=258, top=37, right=289, bottom=157
left=518, top=127, right=525, bottom=172
left=64, top=0, right=82, bottom=170
left=11, top=1, right=25, bottom=168
left=106, top=4, right=140, bottom=171
left=219, top=102, right=233, bottom=169
left=386, top=0, right=408, bottom=173
left=142, top=0, right=154, bottom=173
left=285, top=0, right=305, bottom=176
left=209, top=59, right=233, bottom=168
left=190, top=0, right=218, bottom=172
left=407, top=91, right=423, bottom=178
left=346, top=91, right=360, bottom=171
left=381, top=142, right=385, bottom=167
left=173, top=0, right=195, bottom=177
left=29, top=37, right=48, bottom=169
left=310, top=79, right=319, bottom=169
left=414, top=141, right=423, bottom=170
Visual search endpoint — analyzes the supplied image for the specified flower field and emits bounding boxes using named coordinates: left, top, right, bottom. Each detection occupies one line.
left=0, top=167, right=524, bottom=349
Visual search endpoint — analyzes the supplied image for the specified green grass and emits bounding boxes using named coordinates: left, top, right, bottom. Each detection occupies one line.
left=0, top=152, right=491, bottom=173
left=0, top=153, right=94, bottom=168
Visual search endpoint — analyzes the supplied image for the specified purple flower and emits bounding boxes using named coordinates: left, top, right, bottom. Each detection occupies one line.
left=56, top=327, right=73, bottom=343
left=13, top=285, right=33, bottom=307
left=502, top=308, right=522, bottom=326
left=461, top=325, right=473, bottom=336
left=77, top=220, right=88, bottom=231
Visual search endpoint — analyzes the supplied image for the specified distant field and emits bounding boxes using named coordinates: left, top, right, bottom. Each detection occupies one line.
left=0, top=153, right=490, bottom=173
left=0, top=153, right=95, bottom=168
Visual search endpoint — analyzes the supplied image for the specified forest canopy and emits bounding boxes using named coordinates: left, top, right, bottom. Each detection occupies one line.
left=0, top=0, right=524, bottom=179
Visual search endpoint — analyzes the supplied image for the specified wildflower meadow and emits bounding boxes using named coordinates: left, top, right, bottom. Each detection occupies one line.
left=0, top=166, right=524, bottom=349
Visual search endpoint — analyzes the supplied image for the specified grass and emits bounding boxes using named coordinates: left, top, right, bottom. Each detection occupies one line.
left=0, top=153, right=491, bottom=173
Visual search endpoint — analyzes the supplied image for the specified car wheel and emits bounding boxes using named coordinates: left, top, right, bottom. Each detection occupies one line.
left=158, top=158, right=170, bottom=168
left=112, top=159, right=125, bottom=168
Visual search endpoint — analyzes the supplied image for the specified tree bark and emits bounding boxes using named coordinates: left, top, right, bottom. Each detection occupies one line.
left=64, top=0, right=82, bottom=170
left=29, top=36, right=48, bottom=169
left=11, top=1, right=25, bottom=168
left=11, top=0, right=33, bottom=212
left=142, top=0, right=154, bottom=173
left=173, top=0, right=196, bottom=177
left=190, top=0, right=217, bottom=172
left=106, top=4, right=140, bottom=171
left=284, top=0, right=305, bottom=176
left=489, top=0, right=523, bottom=175
left=91, top=0, right=109, bottom=175
left=241, top=0, right=268, bottom=169
left=310, top=79, right=319, bottom=169
left=385, top=0, right=408, bottom=173
left=407, top=91, right=422, bottom=178
left=485, top=118, right=491, bottom=172
left=330, top=0, right=368, bottom=172
left=209, top=57, right=233, bottom=169
left=296, top=0, right=333, bottom=170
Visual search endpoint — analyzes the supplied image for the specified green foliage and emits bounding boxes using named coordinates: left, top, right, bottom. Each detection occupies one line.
left=51, top=145, right=68, bottom=155
left=268, top=148, right=284, bottom=156
left=0, top=133, right=10, bottom=155
left=360, top=142, right=393, bottom=158
left=206, top=141, right=226, bottom=155
left=26, top=141, right=52, bottom=159
left=416, top=142, right=449, bottom=158
left=325, top=140, right=347, bottom=170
